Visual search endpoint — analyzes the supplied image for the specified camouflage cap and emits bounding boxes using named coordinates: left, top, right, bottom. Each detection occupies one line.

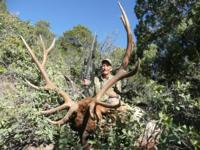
left=101, top=58, right=112, bottom=66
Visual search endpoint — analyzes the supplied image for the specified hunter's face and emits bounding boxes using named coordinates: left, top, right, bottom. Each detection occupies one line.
left=101, top=62, right=112, bottom=76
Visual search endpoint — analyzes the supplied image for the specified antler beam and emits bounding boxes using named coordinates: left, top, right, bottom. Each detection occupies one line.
left=89, top=1, right=140, bottom=119
left=20, top=35, right=78, bottom=124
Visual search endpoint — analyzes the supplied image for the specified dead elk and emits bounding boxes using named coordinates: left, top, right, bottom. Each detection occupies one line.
left=20, top=2, right=140, bottom=149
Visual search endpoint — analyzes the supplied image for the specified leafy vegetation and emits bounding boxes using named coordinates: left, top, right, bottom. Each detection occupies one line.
left=134, top=0, right=200, bottom=149
left=0, top=0, right=200, bottom=149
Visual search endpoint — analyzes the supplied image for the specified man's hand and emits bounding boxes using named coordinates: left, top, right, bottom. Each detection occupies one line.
left=82, top=79, right=91, bottom=86
left=106, top=91, right=118, bottom=98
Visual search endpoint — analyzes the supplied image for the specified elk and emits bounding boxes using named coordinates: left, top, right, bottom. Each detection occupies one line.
left=20, top=2, right=140, bottom=149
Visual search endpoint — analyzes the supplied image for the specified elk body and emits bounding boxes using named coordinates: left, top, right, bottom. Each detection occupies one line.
left=21, top=2, right=140, bottom=149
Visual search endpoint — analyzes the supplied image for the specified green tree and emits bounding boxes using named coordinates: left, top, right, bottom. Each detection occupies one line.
left=134, top=1, right=200, bottom=149
left=0, top=0, right=7, bottom=13
left=0, top=9, right=71, bottom=149
left=35, top=20, right=54, bottom=41
left=59, top=25, right=93, bottom=52
left=58, top=25, right=95, bottom=79
left=135, top=0, right=199, bottom=81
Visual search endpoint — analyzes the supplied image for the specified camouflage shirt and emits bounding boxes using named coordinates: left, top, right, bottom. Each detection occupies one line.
left=94, top=74, right=121, bottom=102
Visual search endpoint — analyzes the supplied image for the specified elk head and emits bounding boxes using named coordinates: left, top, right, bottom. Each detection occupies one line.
left=20, top=2, right=140, bottom=149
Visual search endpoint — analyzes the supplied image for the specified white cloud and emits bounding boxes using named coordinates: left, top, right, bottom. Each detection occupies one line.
left=10, top=11, right=20, bottom=17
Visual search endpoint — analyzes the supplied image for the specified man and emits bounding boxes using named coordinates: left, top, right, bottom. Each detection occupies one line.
left=94, top=58, right=121, bottom=105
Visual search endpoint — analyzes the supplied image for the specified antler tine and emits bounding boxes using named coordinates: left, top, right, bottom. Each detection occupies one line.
left=25, top=79, right=40, bottom=90
left=21, top=36, right=43, bottom=71
left=41, top=103, right=68, bottom=115
left=20, top=36, right=52, bottom=85
left=45, top=105, right=78, bottom=125
left=39, top=35, right=56, bottom=67
left=47, top=38, right=56, bottom=52
left=118, top=1, right=134, bottom=69
left=89, top=100, right=121, bottom=119
left=39, top=35, right=47, bottom=67
left=39, top=35, right=46, bottom=53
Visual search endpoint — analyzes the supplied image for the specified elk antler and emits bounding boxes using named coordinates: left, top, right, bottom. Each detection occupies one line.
left=89, top=2, right=140, bottom=119
left=21, top=3, right=140, bottom=149
left=20, top=35, right=78, bottom=125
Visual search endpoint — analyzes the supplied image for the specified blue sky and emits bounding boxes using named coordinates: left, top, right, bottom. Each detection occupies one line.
left=6, top=0, right=138, bottom=48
